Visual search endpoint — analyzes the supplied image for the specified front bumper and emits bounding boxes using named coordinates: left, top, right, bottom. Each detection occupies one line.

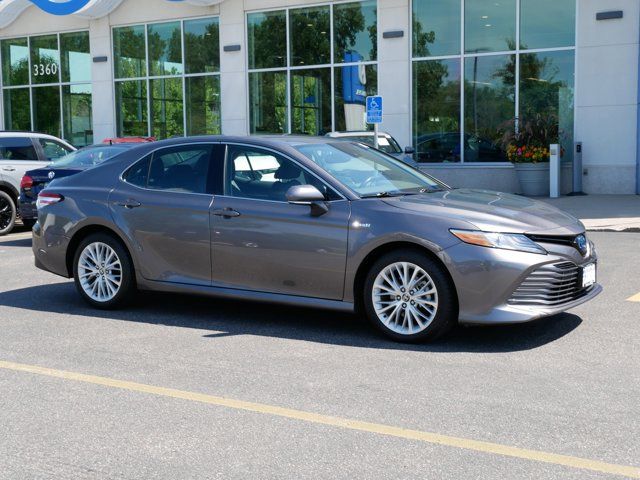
left=441, top=241, right=602, bottom=325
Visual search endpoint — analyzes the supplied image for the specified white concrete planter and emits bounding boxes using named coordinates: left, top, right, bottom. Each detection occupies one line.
left=514, top=162, right=550, bottom=196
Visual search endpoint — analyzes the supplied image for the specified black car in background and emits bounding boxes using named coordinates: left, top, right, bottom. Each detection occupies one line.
left=19, top=144, right=139, bottom=227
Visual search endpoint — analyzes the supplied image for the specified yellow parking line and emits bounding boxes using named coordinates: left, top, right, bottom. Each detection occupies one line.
left=627, top=293, right=640, bottom=302
left=1, top=359, right=639, bottom=479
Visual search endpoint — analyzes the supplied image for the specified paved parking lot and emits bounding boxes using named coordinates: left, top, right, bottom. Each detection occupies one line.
left=0, top=229, right=639, bottom=479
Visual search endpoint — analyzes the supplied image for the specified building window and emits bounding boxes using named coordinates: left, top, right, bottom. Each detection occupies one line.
left=412, top=0, right=575, bottom=163
left=1, top=31, right=92, bottom=146
left=247, top=1, right=378, bottom=135
left=113, top=17, right=221, bottom=139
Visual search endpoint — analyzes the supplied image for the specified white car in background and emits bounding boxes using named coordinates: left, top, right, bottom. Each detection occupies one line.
left=326, top=131, right=418, bottom=167
left=0, top=132, right=75, bottom=235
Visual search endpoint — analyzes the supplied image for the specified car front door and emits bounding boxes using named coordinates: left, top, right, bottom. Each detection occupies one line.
left=210, top=144, right=351, bottom=300
left=110, top=143, right=220, bottom=286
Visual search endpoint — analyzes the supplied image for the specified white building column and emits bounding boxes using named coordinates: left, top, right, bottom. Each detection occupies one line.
left=376, top=0, right=412, bottom=149
left=89, top=16, right=116, bottom=142
left=218, top=0, right=248, bottom=135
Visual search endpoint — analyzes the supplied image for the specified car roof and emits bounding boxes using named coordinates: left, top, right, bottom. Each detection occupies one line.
left=0, top=131, right=65, bottom=140
left=326, top=131, right=391, bottom=138
left=134, top=135, right=353, bottom=150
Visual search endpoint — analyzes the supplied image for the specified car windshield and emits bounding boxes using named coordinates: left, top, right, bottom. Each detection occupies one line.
left=348, top=135, right=402, bottom=154
left=295, top=142, right=446, bottom=197
left=50, top=146, right=128, bottom=168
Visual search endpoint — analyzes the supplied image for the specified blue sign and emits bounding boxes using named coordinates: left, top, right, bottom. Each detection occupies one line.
left=29, top=0, right=93, bottom=15
left=366, top=96, right=383, bottom=124
left=342, top=52, right=367, bottom=105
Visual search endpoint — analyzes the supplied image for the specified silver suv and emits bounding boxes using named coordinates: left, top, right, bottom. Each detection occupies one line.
left=0, top=132, right=75, bottom=235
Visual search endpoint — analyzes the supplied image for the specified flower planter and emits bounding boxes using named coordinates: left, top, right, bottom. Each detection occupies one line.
left=514, top=162, right=549, bottom=196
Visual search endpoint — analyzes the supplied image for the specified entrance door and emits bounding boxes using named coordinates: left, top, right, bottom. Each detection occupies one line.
left=110, top=143, right=216, bottom=286
left=211, top=144, right=350, bottom=300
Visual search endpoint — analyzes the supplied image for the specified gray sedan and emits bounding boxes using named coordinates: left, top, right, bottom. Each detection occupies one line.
left=32, top=136, right=601, bottom=342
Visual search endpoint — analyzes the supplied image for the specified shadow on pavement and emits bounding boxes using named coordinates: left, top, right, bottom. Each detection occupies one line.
left=0, top=282, right=582, bottom=353
left=0, top=238, right=32, bottom=248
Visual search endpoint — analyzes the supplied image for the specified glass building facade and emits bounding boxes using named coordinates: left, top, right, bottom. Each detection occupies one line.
left=113, top=17, right=221, bottom=139
left=412, top=0, right=576, bottom=163
left=1, top=31, right=93, bottom=146
left=247, top=1, right=378, bottom=135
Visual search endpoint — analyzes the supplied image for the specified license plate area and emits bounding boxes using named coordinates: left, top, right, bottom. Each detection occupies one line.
left=581, top=263, right=596, bottom=288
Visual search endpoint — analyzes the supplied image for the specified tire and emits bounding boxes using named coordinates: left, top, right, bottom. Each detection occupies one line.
left=0, top=191, right=17, bottom=236
left=363, top=250, right=457, bottom=343
left=73, top=233, right=136, bottom=309
left=21, top=218, right=36, bottom=229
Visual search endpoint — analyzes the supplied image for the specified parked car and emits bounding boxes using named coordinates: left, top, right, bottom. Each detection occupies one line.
left=102, top=137, right=155, bottom=144
left=33, top=136, right=601, bottom=343
left=415, top=132, right=506, bottom=163
left=0, top=132, right=75, bottom=235
left=326, top=131, right=418, bottom=167
left=19, top=143, right=145, bottom=228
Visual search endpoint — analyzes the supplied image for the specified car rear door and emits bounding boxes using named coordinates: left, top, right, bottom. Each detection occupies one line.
left=210, top=144, right=351, bottom=300
left=0, top=137, right=43, bottom=191
left=110, top=143, right=220, bottom=286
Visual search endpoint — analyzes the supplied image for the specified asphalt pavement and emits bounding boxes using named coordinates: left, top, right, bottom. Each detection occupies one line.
left=0, top=229, right=638, bottom=479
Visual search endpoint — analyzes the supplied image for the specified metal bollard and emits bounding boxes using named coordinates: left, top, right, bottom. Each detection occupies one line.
left=549, top=144, right=560, bottom=198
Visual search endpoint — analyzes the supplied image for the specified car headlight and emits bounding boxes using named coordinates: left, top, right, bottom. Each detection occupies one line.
left=450, top=229, right=547, bottom=255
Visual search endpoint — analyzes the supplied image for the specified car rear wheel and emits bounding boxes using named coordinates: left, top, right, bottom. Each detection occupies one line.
left=0, top=191, right=16, bottom=236
left=363, top=250, right=457, bottom=343
left=73, top=233, right=135, bottom=309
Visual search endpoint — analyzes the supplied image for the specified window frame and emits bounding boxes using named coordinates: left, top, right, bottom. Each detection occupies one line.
left=0, top=29, right=92, bottom=145
left=221, top=142, right=346, bottom=203
left=410, top=0, right=577, bottom=165
left=245, top=1, right=379, bottom=136
left=111, top=16, right=222, bottom=139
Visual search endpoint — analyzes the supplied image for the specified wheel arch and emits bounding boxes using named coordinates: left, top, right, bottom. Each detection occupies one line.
left=65, top=224, right=134, bottom=278
left=0, top=180, right=18, bottom=202
left=353, top=241, right=459, bottom=315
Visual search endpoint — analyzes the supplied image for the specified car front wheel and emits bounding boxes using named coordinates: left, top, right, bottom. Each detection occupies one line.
left=363, top=250, right=457, bottom=343
left=0, top=191, right=16, bottom=236
left=73, top=233, right=135, bottom=309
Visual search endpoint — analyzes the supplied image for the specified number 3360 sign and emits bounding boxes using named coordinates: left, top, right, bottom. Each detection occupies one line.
left=33, top=63, right=59, bottom=77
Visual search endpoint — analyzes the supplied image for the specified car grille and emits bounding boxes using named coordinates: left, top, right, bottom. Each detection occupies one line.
left=508, top=261, right=591, bottom=307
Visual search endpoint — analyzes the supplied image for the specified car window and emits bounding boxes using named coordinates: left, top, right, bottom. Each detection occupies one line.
left=51, top=146, right=128, bottom=168
left=0, top=137, right=38, bottom=160
left=226, top=146, right=340, bottom=202
left=347, top=135, right=402, bottom=155
left=124, top=145, right=212, bottom=194
left=40, top=139, right=73, bottom=160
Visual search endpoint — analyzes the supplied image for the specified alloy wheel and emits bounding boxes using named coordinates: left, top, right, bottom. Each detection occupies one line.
left=0, top=196, right=13, bottom=230
left=372, top=262, right=439, bottom=335
left=78, top=242, right=122, bottom=302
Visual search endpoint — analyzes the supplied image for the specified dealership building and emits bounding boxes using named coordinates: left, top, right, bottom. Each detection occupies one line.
left=0, top=0, right=637, bottom=194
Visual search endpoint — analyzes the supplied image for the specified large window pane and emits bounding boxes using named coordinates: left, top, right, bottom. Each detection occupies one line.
left=520, top=50, right=574, bottom=162
left=30, top=35, right=60, bottom=85
left=148, top=22, right=183, bottom=77
left=464, top=55, right=514, bottom=161
left=290, top=6, right=330, bottom=66
left=114, top=26, right=147, bottom=79
left=1, top=38, right=29, bottom=86
left=184, top=18, right=219, bottom=74
left=115, top=80, right=148, bottom=136
left=63, top=84, right=93, bottom=147
left=186, top=76, right=221, bottom=135
left=150, top=78, right=184, bottom=139
left=3, top=88, right=31, bottom=130
left=334, top=64, right=377, bottom=131
left=413, top=0, right=460, bottom=57
left=413, top=59, right=461, bottom=163
left=520, top=0, right=575, bottom=49
left=247, top=11, right=287, bottom=69
left=249, top=71, right=288, bottom=134
left=291, top=68, right=331, bottom=135
left=334, top=1, right=377, bottom=63
left=60, top=31, right=91, bottom=83
left=33, top=86, right=61, bottom=137
left=465, top=0, right=516, bottom=53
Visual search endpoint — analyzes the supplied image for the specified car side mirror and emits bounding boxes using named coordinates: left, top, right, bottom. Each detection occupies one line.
left=404, top=146, right=415, bottom=155
left=286, top=185, right=329, bottom=217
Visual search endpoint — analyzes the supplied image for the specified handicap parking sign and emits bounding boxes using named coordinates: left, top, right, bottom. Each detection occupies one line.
left=366, top=96, right=383, bottom=124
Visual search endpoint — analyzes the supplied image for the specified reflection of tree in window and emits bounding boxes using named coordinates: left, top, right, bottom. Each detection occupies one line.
left=333, top=1, right=377, bottom=62
left=290, top=7, right=330, bottom=66
left=147, top=23, right=183, bottom=76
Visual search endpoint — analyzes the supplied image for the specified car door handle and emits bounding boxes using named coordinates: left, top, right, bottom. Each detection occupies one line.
left=116, top=199, right=141, bottom=209
left=2, top=167, right=15, bottom=172
left=212, top=208, right=241, bottom=218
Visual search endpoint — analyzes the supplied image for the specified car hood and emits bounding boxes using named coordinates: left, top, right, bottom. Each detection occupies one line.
left=383, top=189, right=585, bottom=235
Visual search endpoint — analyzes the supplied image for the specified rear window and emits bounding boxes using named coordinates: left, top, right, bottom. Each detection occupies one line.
left=51, top=146, right=128, bottom=168
left=0, top=137, right=38, bottom=160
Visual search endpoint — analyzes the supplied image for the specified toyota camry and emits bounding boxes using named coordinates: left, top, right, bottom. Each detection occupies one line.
left=32, top=136, right=601, bottom=342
